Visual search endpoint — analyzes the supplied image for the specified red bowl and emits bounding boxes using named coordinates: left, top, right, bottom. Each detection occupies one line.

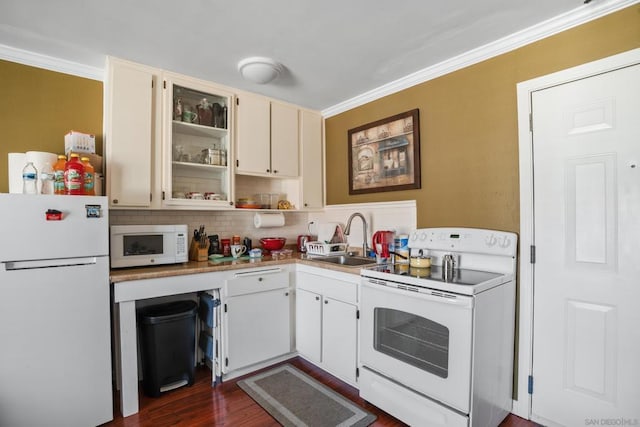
left=260, top=237, right=286, bottom=251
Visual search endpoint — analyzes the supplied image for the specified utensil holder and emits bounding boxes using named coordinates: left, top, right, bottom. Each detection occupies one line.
left=189, top=238, right=210, bottom=262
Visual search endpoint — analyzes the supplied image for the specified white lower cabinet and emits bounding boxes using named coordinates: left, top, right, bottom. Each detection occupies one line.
left=223, top=270, right=291, bottom=372
left=295, top=269, right=359, bottom=386
left=322, top=296, right=358, bottom=384
left=295, top=288, right=322, bottom=363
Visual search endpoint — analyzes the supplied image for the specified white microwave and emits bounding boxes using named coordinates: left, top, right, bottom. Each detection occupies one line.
left=110, top=224, right=189, bottom=268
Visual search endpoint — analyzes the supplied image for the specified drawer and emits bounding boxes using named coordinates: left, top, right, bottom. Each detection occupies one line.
left=297, top=271, right=357, bottom=305
left=226, top=269, right=288, bottom=297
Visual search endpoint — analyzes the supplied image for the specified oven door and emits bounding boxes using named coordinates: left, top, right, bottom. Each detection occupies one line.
left=360, top=279, right=474, bottom=413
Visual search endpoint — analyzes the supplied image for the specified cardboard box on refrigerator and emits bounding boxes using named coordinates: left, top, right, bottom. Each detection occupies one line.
left=64, top=131, right=95, bottom=155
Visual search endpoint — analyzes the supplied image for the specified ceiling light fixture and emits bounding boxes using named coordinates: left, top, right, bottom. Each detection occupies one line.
left=237, top=57, right=283, bottom=84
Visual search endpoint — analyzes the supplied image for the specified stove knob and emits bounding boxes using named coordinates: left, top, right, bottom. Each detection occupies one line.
left=499, top=236, right=511, bottom=248
left=485, top=234, right=497, bottom=247
left=419, top=232, right=428, bottom=241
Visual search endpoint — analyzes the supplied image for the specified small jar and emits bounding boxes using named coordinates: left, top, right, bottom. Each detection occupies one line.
left=221, top=239, right=231, bottom=257
left=248, top=248, right=262, bottom=258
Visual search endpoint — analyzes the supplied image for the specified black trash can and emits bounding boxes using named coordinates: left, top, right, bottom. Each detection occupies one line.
left=138, top=300, right=198, bottom=397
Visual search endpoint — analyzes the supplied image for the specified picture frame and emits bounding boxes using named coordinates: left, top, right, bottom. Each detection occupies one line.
left=348, top=109, right=421, bottom=195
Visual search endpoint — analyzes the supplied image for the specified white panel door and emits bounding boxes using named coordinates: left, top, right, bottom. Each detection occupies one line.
left=106, top=58, right=155, bottom=207
left=531, top=64, right=640, bottom=426
left=295, top=288, right=322, bottom=363
left=322, top=297, right=357, bottom=385
left=224, top=289, right=291, bottom=371
left=271, top=101, right=299, bottom=177
left=301, top=109, right=324, bottom=208
left=235, top=92, right=270, bottom=175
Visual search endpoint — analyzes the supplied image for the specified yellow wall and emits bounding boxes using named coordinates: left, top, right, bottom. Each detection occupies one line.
left=0, top=60, right=103, bottom=193
left=325, top=5, right=640, bottom=233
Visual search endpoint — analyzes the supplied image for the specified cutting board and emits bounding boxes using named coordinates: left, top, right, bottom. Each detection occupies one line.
left=316, top=222, right=345, bottom=243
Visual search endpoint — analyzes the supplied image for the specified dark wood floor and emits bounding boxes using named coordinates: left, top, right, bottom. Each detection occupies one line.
left=103, top=357, right=537, bottom=427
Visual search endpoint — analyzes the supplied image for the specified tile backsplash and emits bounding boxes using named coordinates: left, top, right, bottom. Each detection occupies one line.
left=110, top=200, right=417, bottom=250
left=109, top=209, right=310, bottom=247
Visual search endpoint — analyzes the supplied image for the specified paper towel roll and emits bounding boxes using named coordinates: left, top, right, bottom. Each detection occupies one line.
left=26, top=151, right=57, bottom=173
left=26, top=151, right=57, bottom=194
left=8, top=153, right=26, bottom=193
left=254, top=212, right=285, bottom=228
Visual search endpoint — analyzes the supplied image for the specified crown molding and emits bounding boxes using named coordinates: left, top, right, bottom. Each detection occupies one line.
left=325, top=200, right=416, bottom=210
left=0, top=44, right=104, bottom=81
left=322, top=0, right=639, bottom=118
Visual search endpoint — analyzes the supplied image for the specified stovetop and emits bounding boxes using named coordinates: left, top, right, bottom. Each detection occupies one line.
left=366, top=263, right=503, bottom=284
left=359, top=227, right=518, bottom=296
left=361, top=263, right=513, bottom=296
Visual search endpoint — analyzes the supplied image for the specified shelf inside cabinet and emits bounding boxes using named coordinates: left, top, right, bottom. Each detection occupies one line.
left=173, top=120, right=228, bottom=138
left=234, top=174, right=300, bottom=211
left=172, top=161, right=228, bottom=173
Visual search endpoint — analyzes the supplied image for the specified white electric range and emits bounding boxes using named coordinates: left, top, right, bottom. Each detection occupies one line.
left=359, top=227, right=518, bottom=427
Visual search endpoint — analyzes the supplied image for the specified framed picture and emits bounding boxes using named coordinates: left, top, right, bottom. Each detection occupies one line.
left=348, top=109, right=421, bottom=195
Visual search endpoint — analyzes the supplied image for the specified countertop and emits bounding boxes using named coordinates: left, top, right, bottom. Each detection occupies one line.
left=110, top=252, right=373, bottom=283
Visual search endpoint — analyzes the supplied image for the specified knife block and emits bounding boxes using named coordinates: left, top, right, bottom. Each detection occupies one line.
left=189, top=238, right=210, bottom=262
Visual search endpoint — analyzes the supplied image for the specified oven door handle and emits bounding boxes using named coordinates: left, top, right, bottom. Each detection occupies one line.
left=361, top=279, right=474, bottom=308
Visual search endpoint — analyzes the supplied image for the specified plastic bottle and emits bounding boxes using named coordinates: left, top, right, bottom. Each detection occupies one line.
left=64, top=153, right=85, bottom=195
left=53, top=155, right=67, bottom=195
left=40, top=162, right=55, bottom=195
left=22, top=162, right=38, bottom=194
left=81, top=156, right=95, bottom=195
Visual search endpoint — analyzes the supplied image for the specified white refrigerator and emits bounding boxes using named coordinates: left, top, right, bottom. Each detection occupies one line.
left=0, top=194, right=113, bottom=426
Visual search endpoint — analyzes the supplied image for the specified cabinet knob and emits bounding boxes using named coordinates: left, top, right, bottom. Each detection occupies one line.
left=304, top=203, right=308, bottom=207
left=266, top=169, right=270, bottom=173
left=258, top=277, right=263, bottom=282
left=324, top=300, right=328, bottom=304
left=112, top=199, right=118, bottom=204
left=285, top=292, right=289, bottom=296
left=273, top=170, right=278, bottom=174
left=315, top=296, right=320, bottom=301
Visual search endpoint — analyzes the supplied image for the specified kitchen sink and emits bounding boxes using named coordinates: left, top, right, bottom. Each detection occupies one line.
left=309, top=255, right=376, bottom=267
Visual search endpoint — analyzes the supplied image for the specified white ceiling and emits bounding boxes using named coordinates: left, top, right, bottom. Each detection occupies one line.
left=0, top=0, right=630, bottom=112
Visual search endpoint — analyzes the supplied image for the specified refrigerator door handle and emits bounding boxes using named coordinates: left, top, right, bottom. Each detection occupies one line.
left=3, top=257, right=99, bottom=271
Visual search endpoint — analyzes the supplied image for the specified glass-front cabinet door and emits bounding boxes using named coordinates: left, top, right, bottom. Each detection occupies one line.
left=162, top=72, right=233, bottom=208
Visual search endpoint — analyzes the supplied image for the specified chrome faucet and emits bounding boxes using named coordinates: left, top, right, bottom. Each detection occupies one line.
left=344, top=212, right=369, bottom=257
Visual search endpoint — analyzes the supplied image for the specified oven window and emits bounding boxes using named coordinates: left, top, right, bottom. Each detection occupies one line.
left=123, top=235, right=163, bottom=256
left=373, top=308, right=449, bottom=378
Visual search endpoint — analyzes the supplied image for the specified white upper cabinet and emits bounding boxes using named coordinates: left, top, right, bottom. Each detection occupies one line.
left=161, top=72, right=233, bottom=208
left=105, top=57, right=161, bottom=208
left=300, top=109, right=324, bottom=209
left=235, top=92, right=270, bottom=175
left=106, top=56, right=322, bottom=211
left=235, top=93, right=299, bottom=178
left=270, top=101, right=299, bottom=177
